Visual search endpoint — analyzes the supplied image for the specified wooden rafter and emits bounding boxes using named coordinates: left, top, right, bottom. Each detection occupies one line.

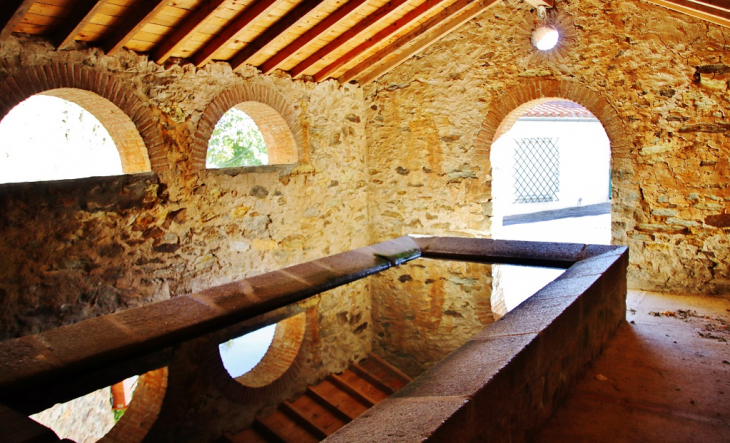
left=0, top=0, right=35, bottom=42
left=229, top=0, right=328, bottom=70
left=104, top=0, right=170, bottom=55
left=53, top=0, right=106, bottom=49
left=689, top=0, right=730, bottom=12
left=313, top=0, right=450, bottom=82
left=344, top=0, right=499, bottom=84
left=646, top=0, right=730, bottom=27
left=192, top=0, right=281, bottom=67
left=153, top=0, right=229, bottom=64
left=260, top=0, right=370, bottom=74
left=288, top=0, right=412, bottom=78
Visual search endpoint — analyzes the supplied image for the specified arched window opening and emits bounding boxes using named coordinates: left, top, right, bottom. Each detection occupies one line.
left=219, top=323, right=277, bottom=378
left=490, top=99, right=612, bottom=314
left=206, top=102, right=298, bottom=169
left=29, top=367, right=166, bottom=443
left=0, top=95, right=122, bottom=184
left=0, top=89, right=152, bottom=184
left=219, top=312, right=306, bottom=388
left=206, top=108, right=268, bottom=168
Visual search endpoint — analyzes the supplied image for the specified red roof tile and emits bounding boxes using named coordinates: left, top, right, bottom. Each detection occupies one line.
left=522, top=100, right=596, bottom=119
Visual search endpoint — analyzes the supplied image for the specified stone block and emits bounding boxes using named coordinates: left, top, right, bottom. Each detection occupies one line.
left=368, top=235, right=421, bottom=265
left=392, top=334, right=538, bottom=400
left=193, top=280, right=259, bottom=314
left=280, top=261, right=344, bottom=291
left=474, top=295, right=577, bottom=338
left=415, top=236, right=586, bottom=267
left=35, top=316, right=137, bottom=367
left=0, top=337, right=63, bottom=393
left=325, top=397, right=474, bottom=443
left=113, top=296, right=218, bottom=343
left=316, top=249, right=391, bottom=280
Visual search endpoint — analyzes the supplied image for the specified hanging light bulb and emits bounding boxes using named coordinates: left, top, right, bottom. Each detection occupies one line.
left=532, top=26, right=559, bottom=50
left=531, top=5, right=559, bottom=51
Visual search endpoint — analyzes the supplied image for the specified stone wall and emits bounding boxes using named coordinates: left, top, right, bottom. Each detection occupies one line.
left=0, top=36, right=371, bottom=439
left=364, top=0, right=730, bottom=295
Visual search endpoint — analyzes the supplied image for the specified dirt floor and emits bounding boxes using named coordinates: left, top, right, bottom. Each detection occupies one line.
left=533, top=290, right=730, bottom=443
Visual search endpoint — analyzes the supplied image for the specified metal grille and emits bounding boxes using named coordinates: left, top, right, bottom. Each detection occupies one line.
left=513, top=137, right=560, bottom=203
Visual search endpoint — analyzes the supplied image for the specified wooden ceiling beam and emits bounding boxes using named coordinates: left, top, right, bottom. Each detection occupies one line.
left=346, top=0, right=499, bottom=84
left=229, top=0, right=328, bottom=70
left=53, top=0, right=106, bottom=49
left=688, top=0, right=730, bottom=13
left=104, top=0, right=170, bottom=55
left=646, top=0, right=730, bottom=27
left=288, top=0, right=412, bottom=78
left=192, top=0, right=281, bottom=68
left=152, top=0, right=228, bottom=65
left=260, top=0, right=370, bottom=74
left=312, top=0, right=449, bottom=82
left=0, top=0, right=35, bottom=42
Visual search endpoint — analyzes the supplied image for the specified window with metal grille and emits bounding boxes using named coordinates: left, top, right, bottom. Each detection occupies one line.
left=513, top=137, right=560, bottom=203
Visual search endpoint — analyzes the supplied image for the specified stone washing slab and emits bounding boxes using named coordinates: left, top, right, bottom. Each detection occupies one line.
left=0, top=235, right=626, bottom=430
left=325, top=240, right=628, bottom=442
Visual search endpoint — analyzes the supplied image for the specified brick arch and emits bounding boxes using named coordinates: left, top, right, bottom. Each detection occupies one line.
left=475, top=79, right=630, bottom=157
left=0, top=64, right=165, bottom=172
left=100, top=367, right=168, bottom=443
left=213, top=309, right=316, bottom=405
left=192, top=84, right=307, bottom=169
left=235, top=312, right=306, bottom=388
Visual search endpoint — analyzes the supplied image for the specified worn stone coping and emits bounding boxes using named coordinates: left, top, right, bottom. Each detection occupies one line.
left=206, top=163, right=308, bottom=177
left=325, top=243, right=629, bottom=442
left=414, top=236, right=618, bottom=268
left=0, top=236, right=625, bottom=416
left=0, top=235, right=421, bottom=413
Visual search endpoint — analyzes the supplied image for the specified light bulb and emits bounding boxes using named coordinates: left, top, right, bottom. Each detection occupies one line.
left=532, top=26, right=559, bottom=51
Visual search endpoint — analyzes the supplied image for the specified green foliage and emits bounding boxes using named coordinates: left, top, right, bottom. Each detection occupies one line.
left=206, top=108, right=268, bottom=168
left=113, top=408, right=125, bottom=423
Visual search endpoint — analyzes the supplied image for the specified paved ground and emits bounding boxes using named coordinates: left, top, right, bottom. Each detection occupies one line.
left=533, top=290, right=730, bottom=443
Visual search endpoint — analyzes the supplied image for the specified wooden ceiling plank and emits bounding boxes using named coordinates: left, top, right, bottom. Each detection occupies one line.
left=647, top=0, right=730, bottom=26
left=348, top=0, right=498, bottom=84
left=0, top=0, right=36, bottom=41
left=288, top=0, right=412, bottom=78
left=260, top=0, right=370, bottom=74
left=153, top=0, right=229, bottom=64
left=191, top=0, right=282, bottom=67
left=312, top=0, right=449, bottom=81
left=27, top=2, right=70, bottom=18
left=229, top=0, right=329, bottom=70
left=687, top=0, right=730, bottom=13
left=104, top=0, right=169, bottom=55
left=53, top=0, right=106, bottom=48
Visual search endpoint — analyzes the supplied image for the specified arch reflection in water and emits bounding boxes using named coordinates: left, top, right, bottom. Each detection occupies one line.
left=219, top=323, right=277, bottom=378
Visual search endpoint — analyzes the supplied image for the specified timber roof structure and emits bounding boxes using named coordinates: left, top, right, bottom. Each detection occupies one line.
left=1, top=0, right=728, bottom=85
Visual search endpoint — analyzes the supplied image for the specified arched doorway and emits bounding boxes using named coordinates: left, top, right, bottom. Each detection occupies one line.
left=490, top=99, right=612, bottom=313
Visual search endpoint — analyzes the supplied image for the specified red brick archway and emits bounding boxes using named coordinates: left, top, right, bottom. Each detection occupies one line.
left=0, top=64, right=164, bottom=172
left=192, top=84, right=307, bottom=169
left=101, top=368, right=168, bottom=443
left=480, top=79, right=630, bottom=319
left=474, top=79, right=631, bottom=159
